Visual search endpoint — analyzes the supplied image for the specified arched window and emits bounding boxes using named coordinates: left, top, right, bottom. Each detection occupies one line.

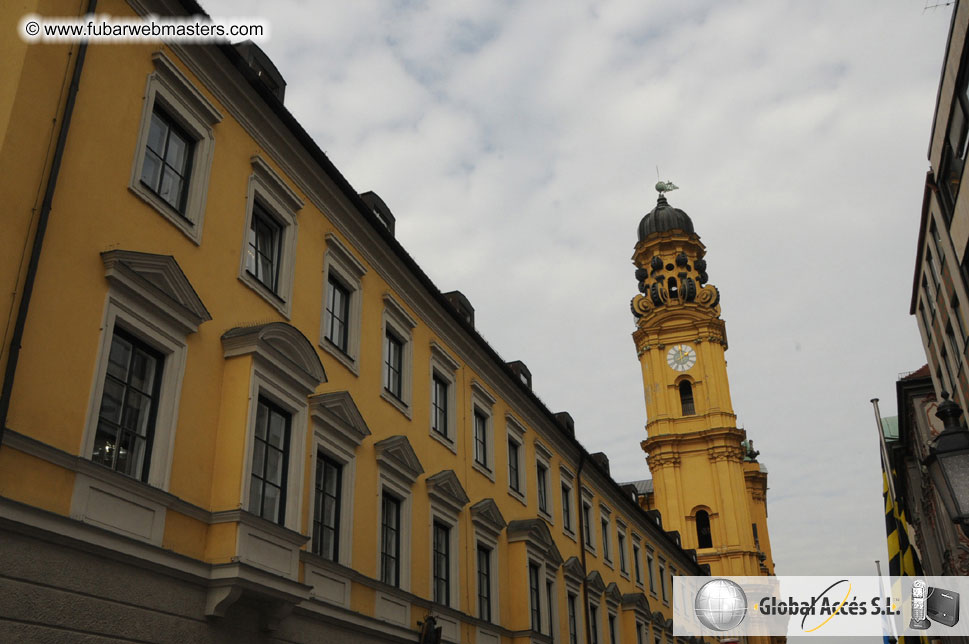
left=696, top=510, right=712, bottom=549
left=679, top=380, right=695, bottom=415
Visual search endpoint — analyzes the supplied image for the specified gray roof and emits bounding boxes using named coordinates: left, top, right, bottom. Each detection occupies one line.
left=622, top=479, right=653, bottom=495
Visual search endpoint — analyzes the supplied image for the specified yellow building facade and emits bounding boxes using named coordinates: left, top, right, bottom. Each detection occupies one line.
left=0, top=2, right=722, bottom=643
left=630, top=191, right=776, bottom=579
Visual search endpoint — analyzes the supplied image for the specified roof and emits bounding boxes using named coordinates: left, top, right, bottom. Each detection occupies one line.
left=637, top=194, right=695, bottom=241
left=901, top=364, right=930, bottom=381
left=880, top=416, right=899, bottom=442
left=623, top=479, right=654, bottom=496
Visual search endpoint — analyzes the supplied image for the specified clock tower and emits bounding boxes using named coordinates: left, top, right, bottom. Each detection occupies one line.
left=631, top=184, right=775, bottom=577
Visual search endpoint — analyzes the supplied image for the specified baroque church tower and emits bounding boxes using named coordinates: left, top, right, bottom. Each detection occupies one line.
left=630, top=185, right=776, bottom=577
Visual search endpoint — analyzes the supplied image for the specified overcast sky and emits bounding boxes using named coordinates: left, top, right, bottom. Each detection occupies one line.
left=203, top=0, right=953, bottom=579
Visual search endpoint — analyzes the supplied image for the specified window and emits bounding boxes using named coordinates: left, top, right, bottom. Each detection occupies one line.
left=633, top=541, right=643, bottom=585
left=470, top=382, right=496, bottom=478
left=249, top=397, right=291, bottom=524
left=428, top=343, right=459, bottom=449
left=636, top=621, right=645, bottom=644
left=679, top=380, right=695, bottom=415
left=529, top=562, right=542, bottom=632
left=609, top=612, right=618, bottom=644
left=474, top=409, right=489, bottom=467
left=140, top=108, right=193, bottom=214
left=647, top=549, right=655, bottom=593
left=537, top=462, right=549, bottom=514
left=324, top=274, right=350, bottom=353
left=91, top=329, right=164, bottom=481
left=753, top=522, right=761, bottom=549
left=927, top=247, right=942, bottom=295
left=477, top=544, right=492, bottom=622
left=562, top=482, right=573, bottom=533
left=601, top=515, right=612, bottom=563
left=85, top=251, right=208, bottom=493
left=223, top=322, right=323, bottom=534
left=431, top=374, right=449, bottom=437
left=953, top=295, right=967, bottom=345
left=246, top=202, right=282, bottom=292
left=696, top=510, right=713, bottom=548
left=507, top=415, right=526, bottom=499
left=582, top=500, right=594, bottom=552
left=384, top=330, right=404, bottom=399
left=568, top=592, right=579, bottom=644
left=312, top=452, right=342, bottom=560
left=509, top=439, right=521, bottom=491
left=381, top=294, right=416, bottom=416
left=659, top=558, right=667, bottom=602
left=129, top=52, right=220, bottom=243
left=320, top=233, right=367, bottom=372
left=618, top=528, right=628, bottom=574
left=433, top=521, right=451, bottom=605
left=589, top=602, right=600, bottom=644
left=381, top=491, right=402, bottom=587
left=238, top=157, right=302, bottom=317
left=546, top=579, right=555, bottom=635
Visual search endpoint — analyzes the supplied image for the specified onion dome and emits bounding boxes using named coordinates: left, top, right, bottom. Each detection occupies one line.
left=637, top=193, right=694, bottom=241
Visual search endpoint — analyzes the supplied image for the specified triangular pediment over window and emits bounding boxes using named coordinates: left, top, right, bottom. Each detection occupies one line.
left=374, top=435, right=423, bottom=485
left=426, top=470, right=470, bottom=514
left=470, top=498, right=507, bottom=537
left=222, top=322, right=326, bottom=395
left=309, top=391, right=370, bottom=448
left=507, top=518, right=563, bottom=568
left=622, top=593, right=651, bottom=621
left=562, top=556, right=585, bottom=585
left=585, top=570, right=606, bottom=595
left=101, top=250, right=211, bottom=333
left=605, top=582, right=622, bottom=608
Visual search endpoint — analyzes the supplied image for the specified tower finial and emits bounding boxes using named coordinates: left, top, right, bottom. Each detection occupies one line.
left=655, top=180, right=679, bottom=195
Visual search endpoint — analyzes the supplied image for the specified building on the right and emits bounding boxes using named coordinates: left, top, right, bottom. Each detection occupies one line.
left=909, top=0, right=969, bottom=568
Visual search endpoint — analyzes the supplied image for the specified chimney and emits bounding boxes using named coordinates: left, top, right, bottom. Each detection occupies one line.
left=590, top=452, right=610, bottom=475
left=506, top=360, right=532, bottom=389
left=443, top=290, right=474, bottom=327
left=554, top=411, right=575, bottom=436
left=233, top=40, right=286, bottom=102
left=359, top=191, right=396, bottom=236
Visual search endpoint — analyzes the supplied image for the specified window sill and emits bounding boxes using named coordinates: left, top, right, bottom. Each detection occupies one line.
left=508, top=487, right=528, bottom=507
left=620, top=570, right=630, bottom=581
left=129, top=176, right=202, bottom=245
left=381, top=389, right=412, bottom=419
left=319, top=337, right=358, bottom=376
left=562, top=527, right=577, bottom=543
left=239, top=271, right=291, bottom=318
left=472, top=460, right=494, bottom=482
left=538, top=509, right=554, bottom=526
left=430, top=428, right=457, bottom=454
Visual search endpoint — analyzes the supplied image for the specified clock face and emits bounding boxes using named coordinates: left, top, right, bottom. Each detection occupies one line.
left=666, top=344, right=696, bottom=372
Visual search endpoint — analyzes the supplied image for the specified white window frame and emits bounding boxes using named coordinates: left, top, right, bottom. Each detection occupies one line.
left=506, top=414, right=527, bottom=504
left=566, top=588, right=584, bottom=644
left=470, top=381, right=496, bottom=480
left=600, top=503, right=613, bottom=567
left=607, top=608, right=621, bottom=644
left=429, top=342, right=460, bottom=451
left=381, top=293, right=417, bottom=417
left=560, top=465, right=576, bottom=540
left=320, top=233, right=366, bottom=373
left=535, top=440, right=553, bottom=523
left=589, top=598, right=602, bottom=644
left=581, top=486, right=596, bottom=554
left=240, top=367, right=308, bottom=531
left=374, top=435, right=423, bottom=592
left=471, top=499, right=505, bottom=626
left=129, top=51, right=221, bottom=244
left=238, top=156, right=303, bottom=318
left=426, top=469, right=468, bottom=609
left=308, top=393, right=369, bottom=567
left=617, top=520, right=629, bottom=578
left=632, top=534, right=644, bottom=589
left=82, top=251, right=209, bottom=491
left=647, top=546, right=657, bottom=596
left=545, top=569, right=558, bottom=641
left=658, top=556, right=668, bottom=604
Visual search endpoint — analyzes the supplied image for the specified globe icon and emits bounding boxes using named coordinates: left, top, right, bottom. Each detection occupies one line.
left=694, top=579, right=747, bottom=631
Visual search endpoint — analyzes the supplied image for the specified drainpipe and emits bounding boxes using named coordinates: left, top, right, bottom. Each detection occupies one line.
left=576, top=452, right=590, bottom=644
left=0, top=0, right=96, bottom=447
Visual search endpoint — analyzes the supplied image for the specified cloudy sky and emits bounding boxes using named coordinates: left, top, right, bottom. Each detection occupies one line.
left=204, top=0, right=953, bottom=578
